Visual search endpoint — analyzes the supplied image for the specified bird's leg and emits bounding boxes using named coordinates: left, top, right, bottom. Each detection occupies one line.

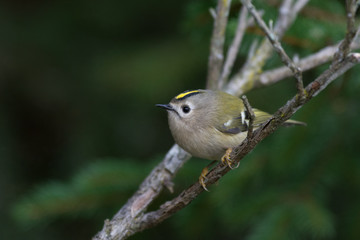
left=221, top=148, right=240, bottom=169
left=199, top=160, right=217, bottom=191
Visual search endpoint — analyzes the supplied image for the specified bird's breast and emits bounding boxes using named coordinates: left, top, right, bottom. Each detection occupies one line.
left=170, top=123, right=246, bottom=161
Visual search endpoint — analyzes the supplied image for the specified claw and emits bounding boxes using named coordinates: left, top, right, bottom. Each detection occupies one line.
left=198, top=160, right=217, bottom=191
left=221, top=148, right=239, bottom=169
left=199, top=167, right=209, bottom=192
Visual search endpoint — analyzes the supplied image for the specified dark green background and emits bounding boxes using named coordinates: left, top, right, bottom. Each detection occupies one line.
left=1, top=0, right=360, bottom=239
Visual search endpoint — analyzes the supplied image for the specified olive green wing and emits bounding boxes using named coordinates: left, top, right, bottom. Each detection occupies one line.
left=216, top=108, right=296, bottom=135
left=214, top=92, right=249, bottom=135
left=214, top=92, right=305, bottom=135
left=215, top=107, right=271, bottom=135
left=215, top=115, right=248, bottom=134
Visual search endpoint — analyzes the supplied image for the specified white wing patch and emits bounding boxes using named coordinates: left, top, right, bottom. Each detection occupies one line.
left=224, top=119, right=233, bottom=127
left=240, top=111, right=245, bottom=124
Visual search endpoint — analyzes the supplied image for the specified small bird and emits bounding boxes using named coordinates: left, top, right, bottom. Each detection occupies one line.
left=156, top=89, right=304, bottom=190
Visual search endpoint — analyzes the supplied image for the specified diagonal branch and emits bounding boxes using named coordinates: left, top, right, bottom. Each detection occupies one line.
left=92, top=1, right=359, bottom=239
left=135, top=53, right=360, bottom=233
left=92, top=145, right=191, bottom=240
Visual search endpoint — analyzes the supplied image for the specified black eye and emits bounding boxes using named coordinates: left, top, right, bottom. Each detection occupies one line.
left=182, top=105, right=191, bottom=114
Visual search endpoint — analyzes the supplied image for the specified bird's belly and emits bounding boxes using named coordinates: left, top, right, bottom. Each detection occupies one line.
left=175, top=128, right=247, bottom=161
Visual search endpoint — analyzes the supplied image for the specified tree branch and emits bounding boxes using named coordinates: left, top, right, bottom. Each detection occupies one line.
left=133, top=53, right=360, bottom=233
left=332, top=0, right=359, bottom=65
left=241, top=95, right=255, bottom=139
left=242, top=0, right=305, bottom=97
left=206, top=0, right=232, bottom=90
left=256, top=41, right=360, bottom=88
left=224, top=0, right=309, bottom=96
left=93, top=1, right=359, bottom=239
left=218, top=5, right=249, bottom=89
left=92, top=145, right=191, bottom=240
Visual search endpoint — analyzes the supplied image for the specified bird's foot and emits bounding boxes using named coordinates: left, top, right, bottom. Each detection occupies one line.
left=198, top=160, right=217, bottom=191
left=221, top=148, right=240, bottom=169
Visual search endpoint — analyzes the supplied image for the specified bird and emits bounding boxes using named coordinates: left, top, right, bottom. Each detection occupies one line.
left=156, top=89, right=305, bottom=190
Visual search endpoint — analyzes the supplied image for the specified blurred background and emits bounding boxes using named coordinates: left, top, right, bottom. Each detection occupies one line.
left=1, top=0, right=360, bottom=239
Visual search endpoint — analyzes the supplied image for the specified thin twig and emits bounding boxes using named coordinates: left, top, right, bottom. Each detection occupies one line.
left=276, top=0, right=310, bottom=37
left=332, top=0, right=359, bottom=65
left=218, top=5, right=249, bottom=89
left=224, top=0, right=309, bottom=96
left=293, top=0, right=311, bottom=14
left=242, top=0, right=305, bottom=98
left=206, top=0, right=232, bottom=90
left=241, top=95, right=255, bottom=139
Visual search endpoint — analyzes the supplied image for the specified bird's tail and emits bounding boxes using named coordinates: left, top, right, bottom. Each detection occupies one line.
left=253, top=108, right=306, bottom=127
left=282, top=119, right=307, bottom=127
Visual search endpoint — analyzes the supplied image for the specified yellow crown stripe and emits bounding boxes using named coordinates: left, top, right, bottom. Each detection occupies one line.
left=175, top=90, right=200, bottom=100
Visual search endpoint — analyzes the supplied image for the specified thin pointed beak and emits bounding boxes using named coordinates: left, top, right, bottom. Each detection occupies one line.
left=155, top=104, right=174, bottom=111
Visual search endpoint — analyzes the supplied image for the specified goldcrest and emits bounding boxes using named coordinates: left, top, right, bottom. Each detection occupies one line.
left=156, top=89, right=304, bottom=190
left=157, top=89, right=304, bottom=161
